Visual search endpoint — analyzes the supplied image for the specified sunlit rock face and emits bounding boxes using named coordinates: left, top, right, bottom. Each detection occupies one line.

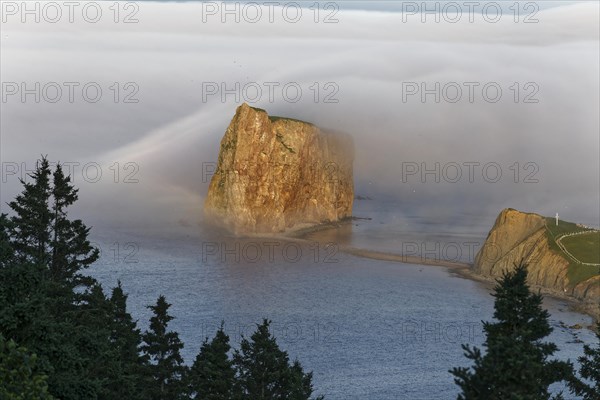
left=204, top=103, right=354, bottom=235
left=475, top=208, right=599, bottom=318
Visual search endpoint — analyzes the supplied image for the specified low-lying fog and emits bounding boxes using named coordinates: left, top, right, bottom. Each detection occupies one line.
left=1, top=1, right=598, bottom=230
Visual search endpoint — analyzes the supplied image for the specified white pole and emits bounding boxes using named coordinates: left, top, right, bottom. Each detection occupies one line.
left=556, top=213, right=559, bottom=226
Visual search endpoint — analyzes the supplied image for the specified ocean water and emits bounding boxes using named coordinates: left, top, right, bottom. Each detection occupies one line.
left=87, top=201, right=596, bottom=400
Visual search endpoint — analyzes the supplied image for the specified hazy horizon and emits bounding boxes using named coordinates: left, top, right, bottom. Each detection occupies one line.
left=1, top=3, right=599, bottom=399
left=1, top=1, right=598, bottom=230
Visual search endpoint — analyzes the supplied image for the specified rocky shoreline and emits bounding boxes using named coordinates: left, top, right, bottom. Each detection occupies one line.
left=453, top=266, right=598, bottom=326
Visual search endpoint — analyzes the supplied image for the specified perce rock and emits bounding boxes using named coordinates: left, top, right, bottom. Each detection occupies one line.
left=204, top=103, right=354, bottom=235
left=475, top=208, right=599, bottom=319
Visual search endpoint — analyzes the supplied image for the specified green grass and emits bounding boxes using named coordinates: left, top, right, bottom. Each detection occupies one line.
left=567, top=264, right=599, bottom=287
left=544, top=217, right=594, bottom=252
left=544, top=217, right=593, bottom=238
left=544, top=218, right=574, bottom=254
left=561, top=231, right=600, bottom=264
left=543, top=217, right=599, bottom=286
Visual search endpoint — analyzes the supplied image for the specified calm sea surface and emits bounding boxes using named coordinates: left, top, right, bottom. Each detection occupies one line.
left=88, top=200, right=596, bottom=400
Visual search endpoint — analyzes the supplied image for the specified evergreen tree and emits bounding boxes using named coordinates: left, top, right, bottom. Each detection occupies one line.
left=71, top=283, right=116, bottom=398
left=107, top=281, right=146, bottom=399
left=0, top=247, right=64, bottom=392
left=0, top=158, right=116, bottom=399
left=0, top=334, right=54, bottom=400
left=8, top=157, right=52, bottom=266
left=0, top=263, right=102, bottom=399
left=50, top=162, right=99, bottom=287
left=450, top=262, right=573, bottom=400
left=288, top=360, right=321, bottom=400
left=233, top=319, right=322, bottom=400
left=1, top=157, right=325, bottom=400
left=0, top=214, right=15, bottom=267
left=569, top=322, right=600, bottom=400
left=0, top=213, right=46, bottom=345
left=142, top=295, right=188, bottom=400
left=7, top=158, right=98, bottom=287
left=188, top=322, right=235, bottom=399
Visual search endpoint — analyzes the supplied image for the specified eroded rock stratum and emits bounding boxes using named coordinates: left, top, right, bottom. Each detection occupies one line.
left=475, top=208, right=599, bottom=318
left=205, top=103, right=354, bottom=235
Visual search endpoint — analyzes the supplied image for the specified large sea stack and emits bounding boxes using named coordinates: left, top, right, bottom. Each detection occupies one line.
left=204, top=103, right=354, bottom=234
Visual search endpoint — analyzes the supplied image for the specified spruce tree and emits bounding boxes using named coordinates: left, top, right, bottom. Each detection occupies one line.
left=0, top=334, right=54, bottom=400
left=8, top=157, right=52, bottom=266
left=288, top=360, right=321, bottom=400
left=142, top=295, right=188, bottom=400
left=107, top=281, right=146, bottom=399
left=1, top=158, right=114, bottom=399
left=2, top=158, right=328, bottom=399
left=233, top=319, right=322, bottom=400
left=6, top=158, right=98, bottom=287
left=450, top=262, right=573, bottom=400
left=0, top=264, right=102, bottom=399
left=569, top=322, right=600, bottom=400
left=188, top=322, right=235, bottom=399
left=0, top=214, right=15, bottom=266
left=50, top=163, right=98, bottom=287
left=74, top=283, right=117, bottom=398
left=0, top=232, right=78, bottom=397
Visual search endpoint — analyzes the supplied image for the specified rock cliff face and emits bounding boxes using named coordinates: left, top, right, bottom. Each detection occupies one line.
left=475, top=208, right=599, bottom=318
left=204, top=103, right=354, bottom=234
